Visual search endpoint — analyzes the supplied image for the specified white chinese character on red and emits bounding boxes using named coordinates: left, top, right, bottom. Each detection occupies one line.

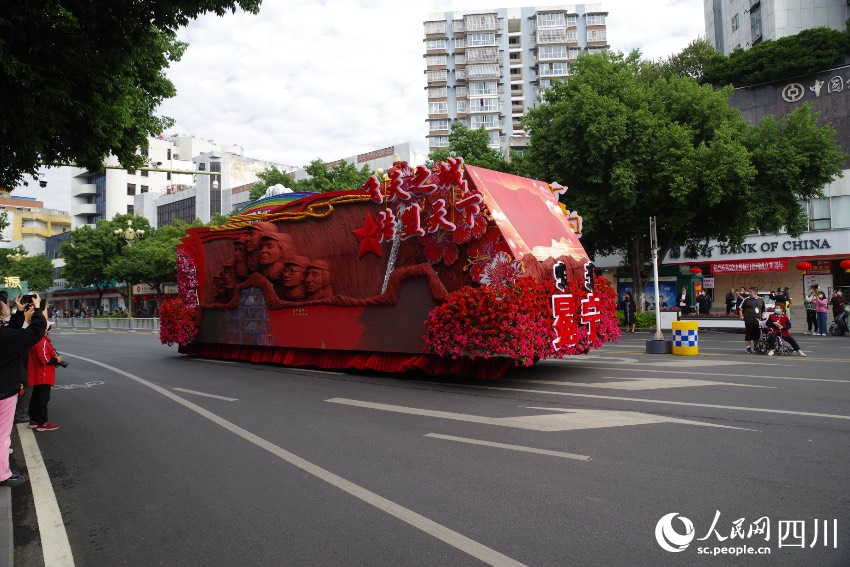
left=425, top=198, right=457, bottom=232
left=362, top=176, right=383, bottom=204
left=407, top=165, right=437, bottom=196
left=580, top=292, right=603, bottom=337
left=399, top=203, right=426, bottom=240
left=552, top=294, right=578, bottom=349
left=385, top=169, right=411, bottom=202
left=455, top=193, right=483, bottom=227
left=376, top=208, right=397, bottom=242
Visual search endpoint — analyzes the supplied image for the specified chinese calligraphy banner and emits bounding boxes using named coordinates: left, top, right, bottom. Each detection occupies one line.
left=712, top=259, right=789, bottom=273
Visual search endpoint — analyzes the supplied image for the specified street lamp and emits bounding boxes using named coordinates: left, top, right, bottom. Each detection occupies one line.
left=9, top=247, right=29, bottom=262
left=114, top=220, right=145, bottom=317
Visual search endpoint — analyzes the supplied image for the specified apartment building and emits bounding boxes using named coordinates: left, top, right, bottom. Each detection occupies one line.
left=424, top=4, right=608, bottom=157
left=0, top=192, right=71, bottom=255
left=705, top=0, right=850, bottom=55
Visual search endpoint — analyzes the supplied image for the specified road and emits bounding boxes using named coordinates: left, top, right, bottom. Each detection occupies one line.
left=8, top=329, right=850, bottom=566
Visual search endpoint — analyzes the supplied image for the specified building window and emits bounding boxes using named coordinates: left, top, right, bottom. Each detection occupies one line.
left=426, top=54, right=447, bottom=66
left=157, top=197, right=196, bottom=227
left=428, top=102, right=448, bottom=114
left=167, top=149, right=172, bottom=160
left=831, top=196, right=850, bottom=228
left=456, top=86, right=467, bottom=97
left=141, top=185, right=149, bottom=193
left=471, top=114, right=500, bottom=129
left=806, top=198, right=831, bottom=231
left=587, top=29, right=607, bottom=42
left=428, top=86, right=448, bottom=98
left=454, top=37, right=465, bottom=49
left=457, top=101, right=467, bottom=113
left=430, top=119, right=450, bottom=131
left=140, top=169, right=149, bottom=177
left=539, top=62, right=568, bottom=76
left=424, top=21, right=447, bottom=34
left=470, top=98, right=500, bottom=112
left=426, top=38, right=447, bottom=50
left=537, top=12, right=565, bottom=27
left=427, top=70, right=448, bottom=82
left=430, top=136, right=449, bottom=147
left=566, top=14, right=577, bottom=27
left=127, top=169, right=136, bottom=175
left=731, top=13, right=739, bottom=32
left=167, top=172, right=172, bottom=181
left=467, top=33, right=496, bottom=47
left=488, top=130, right=501, bottom=145
left=539, top=45, right=567, bottom=60
left=455, top=53, right=466, bottom=64
left=508, top=36, right=519, bottom=46
left=586, top=14, right=606, bottom=26
left=566, top=30, right=578, bottom=42
left=469, top=81, right=498, bottom=95
left=127, top=205, right=134, bottom=214
left=568, top=47, right=580, bottom=59
left=127, top=183, right=136, bottom=196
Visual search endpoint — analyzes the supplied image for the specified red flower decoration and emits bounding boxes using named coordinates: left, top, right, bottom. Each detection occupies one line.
left=467, top=225, right=512, bottom=283
left=352, top=212, right=383, bottom=258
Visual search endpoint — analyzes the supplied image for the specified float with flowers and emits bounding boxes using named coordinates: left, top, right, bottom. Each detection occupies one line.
left=161, top=159, right=619, bottom=378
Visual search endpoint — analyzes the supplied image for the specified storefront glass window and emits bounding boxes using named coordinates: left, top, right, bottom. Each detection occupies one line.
left=831, top=195, right=850, bottom=229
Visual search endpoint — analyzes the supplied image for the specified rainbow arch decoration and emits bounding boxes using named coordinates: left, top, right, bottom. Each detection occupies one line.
left=236, top=192, right=317, bottom=216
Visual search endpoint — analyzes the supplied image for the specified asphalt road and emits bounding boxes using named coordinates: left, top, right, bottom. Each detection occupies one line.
left=9, top=328, right=850, bottom=566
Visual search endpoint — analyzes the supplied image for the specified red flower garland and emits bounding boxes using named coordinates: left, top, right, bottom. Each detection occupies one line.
left=424, top=275, right=620, bottom=365
left=159, top=298, right=199, bottom=347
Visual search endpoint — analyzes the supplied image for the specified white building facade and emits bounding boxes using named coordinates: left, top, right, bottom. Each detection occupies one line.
left=424, top=4, right=608, bottom=157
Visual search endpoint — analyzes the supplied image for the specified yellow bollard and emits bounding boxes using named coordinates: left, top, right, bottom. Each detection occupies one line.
left=671, top=320, right=699, bottom=356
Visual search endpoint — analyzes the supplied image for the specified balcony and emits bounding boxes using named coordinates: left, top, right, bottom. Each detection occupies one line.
left=464, top=14, right=498, bottom=32
left=72, top=183, right=96, bottom=197
left=74, top=204, right=97, bottom=215
left=466, top=64, right=501, bottom=80
left=466, top=47, right=500, bottom=64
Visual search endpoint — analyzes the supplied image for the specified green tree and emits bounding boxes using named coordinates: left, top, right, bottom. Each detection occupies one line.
left=13, top=255, right=55, bottom=293
left=0, top=1, right=261, bottom=190
left=290, top=159, right=373, bottom=193
left=107, top=222, right=188, bottom=312
left=523, top=51, right=844, bottom=309
left=60, top=215, right=153, bottom=309
left=249, top=166, right=294, bottom=201
left=426, top=122, right=512, bottom=172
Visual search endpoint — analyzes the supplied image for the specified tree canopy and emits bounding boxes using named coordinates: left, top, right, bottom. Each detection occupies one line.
left=523, top=50, right=845, bottom=307
left=426, top=122, right=513, bottom=172
left=0, top=0, right=261, bottom=190
left=701, top=24, right=850, bottom=86
left=249, top=160, right=374, bottom=202
left=60, top=215, right=154, bottom=307
left=0, top=250, right=54, bottom=293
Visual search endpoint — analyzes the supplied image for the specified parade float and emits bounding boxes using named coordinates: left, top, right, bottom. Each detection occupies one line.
left=161, top=159, right=619, bottom=378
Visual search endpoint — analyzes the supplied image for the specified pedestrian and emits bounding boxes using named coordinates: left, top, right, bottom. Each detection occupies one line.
left=10, top=296, right=36, bottom=425
left=804, top=285, right=818, bottom=335
left=814, top=290, right=829, bottom=336
left=765, top=303, right=806, bottom=357
left=739, top=287, right=765, bottom=353
left=697, top=291, right=712, bottom=316
left=725, top=288, right=736, bottom=315
left=770, top=287, right=788, bottom=310
left=735, top=286, right=747, bottom=313
left=27, top=322, right=63, bottom=432
left=678, top=286, right=691, bottom=315
left=0, top=293, right=47, bottom=487
left=621, top=292, right=636, bottom=333
left=830, top=290, right=845, bottom=319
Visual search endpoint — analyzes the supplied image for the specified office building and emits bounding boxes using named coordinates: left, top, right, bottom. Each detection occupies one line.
left=0, top=192, right=71, bottom=255
left=424, top=4, right=608, bottom=157
left=705, top=0, right=850, bottom=55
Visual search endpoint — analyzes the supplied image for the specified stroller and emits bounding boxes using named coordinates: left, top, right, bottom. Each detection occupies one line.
left=829, top=309, right=849, bottom=336
left=755, top=321, right=795, bottom=355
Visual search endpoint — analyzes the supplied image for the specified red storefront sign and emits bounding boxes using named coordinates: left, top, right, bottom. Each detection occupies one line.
left=712, top=259, right=788, bottom=273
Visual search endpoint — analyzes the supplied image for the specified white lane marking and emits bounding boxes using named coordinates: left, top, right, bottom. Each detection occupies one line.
left=17, top=425, right=75, bottom=567
left=514, top=378, right=773, bottom=390
left=424, top=434, right=591, bottom=461
left=327, top=398, right=750, bottom=431
left=173, top=388, right=238, bottom=402
left=192, top=359, right=236, bottom=365
left=550, top=357, right=780, bottom=368
left=62, top=353, right=525, bottom=567
left=432, top=383, right=850, bottom=421
left=536, top=364, right=850, bottom=383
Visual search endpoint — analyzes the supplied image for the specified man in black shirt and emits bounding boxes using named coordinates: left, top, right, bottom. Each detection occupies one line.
left=739, top=287, right=765, bottom=354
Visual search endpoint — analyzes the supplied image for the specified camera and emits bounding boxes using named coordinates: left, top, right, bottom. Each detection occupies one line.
left=58, top=360, right=69, bottom=368
left=39, top=180, right=47, bottom=188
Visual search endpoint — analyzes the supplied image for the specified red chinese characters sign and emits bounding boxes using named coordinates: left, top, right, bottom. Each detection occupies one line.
left=552, top=291, right=602, bottom=349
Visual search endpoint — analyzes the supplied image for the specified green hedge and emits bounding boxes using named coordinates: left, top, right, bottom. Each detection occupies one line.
left=616, top=311, right=656, bottom=328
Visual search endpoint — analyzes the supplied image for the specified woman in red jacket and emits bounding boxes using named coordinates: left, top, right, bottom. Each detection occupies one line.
left=766, top=303, right=806, bottom=357
left=27, top=323, right=64, bottom=431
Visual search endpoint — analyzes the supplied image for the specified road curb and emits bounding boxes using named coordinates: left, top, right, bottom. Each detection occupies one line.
left=0, top=486, right=11, bottom=567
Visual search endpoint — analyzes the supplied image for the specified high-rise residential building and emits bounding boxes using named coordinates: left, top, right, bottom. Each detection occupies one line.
left=704, top=0, right=850, bottom=55
left=424, top=4, right=608, bottom=157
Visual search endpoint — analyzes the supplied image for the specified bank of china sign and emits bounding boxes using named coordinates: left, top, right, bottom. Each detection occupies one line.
left=781, top=72, right=848, bottom=104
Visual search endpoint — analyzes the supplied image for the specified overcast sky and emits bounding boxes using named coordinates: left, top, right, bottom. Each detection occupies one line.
left=26, top=0, right=705, bottom=212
